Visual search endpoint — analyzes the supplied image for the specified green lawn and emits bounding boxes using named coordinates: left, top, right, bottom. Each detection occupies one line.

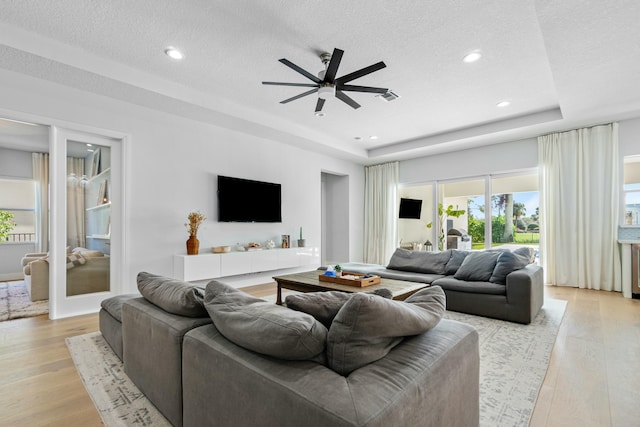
left=470, top=232, right=539, bottom=250
left=513, top=232, right=539, bottom=244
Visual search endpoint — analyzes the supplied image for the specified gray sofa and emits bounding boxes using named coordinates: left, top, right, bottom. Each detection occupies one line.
left=100, top=273, right=480, bottom=427
left=331, top=247, right=544, bottom=324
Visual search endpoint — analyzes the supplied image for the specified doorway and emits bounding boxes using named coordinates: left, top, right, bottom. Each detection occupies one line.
left=321, top=172, right=349, bottom=264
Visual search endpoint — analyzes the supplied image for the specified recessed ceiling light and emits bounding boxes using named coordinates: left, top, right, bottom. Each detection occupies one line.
left=354, top=136, right=363, bottom=141
left=463, top=51, right=482, bottom=63
left=369, top=135, right=378, bottom=140
left=497, top=100, right=511, bottom=108
left=164, top=47, right=184, bottom=60
left=87, top=149, right=95, bottom=152
left=86, top=143, right=92, bottom=147
left=314, top=112, right=326, bottom=117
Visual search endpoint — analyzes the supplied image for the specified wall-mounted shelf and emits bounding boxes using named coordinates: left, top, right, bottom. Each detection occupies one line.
left=85, top=167, right=111, bottom=254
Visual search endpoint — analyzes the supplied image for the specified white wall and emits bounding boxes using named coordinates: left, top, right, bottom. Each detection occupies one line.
left=620, top=117, right=640, bottom=157
left=0, top=147, right=33, bottom=178
left=0, top=69, right=365, bottom=291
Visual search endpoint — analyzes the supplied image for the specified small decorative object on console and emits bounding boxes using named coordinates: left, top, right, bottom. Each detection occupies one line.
left=297, top=226, right=305, bottom=248
left=281, top=235, right=290, bottom=248
left=264, top=240, right=276, bottom=249
left=246, top=242, right=262, bottom=251
left=212, top=246, right=230, bottom=253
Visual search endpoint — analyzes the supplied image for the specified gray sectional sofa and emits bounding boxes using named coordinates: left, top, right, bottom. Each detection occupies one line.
left=331, top=247, right=544, bottom=324
left=100, top=272, right=480, bottom=427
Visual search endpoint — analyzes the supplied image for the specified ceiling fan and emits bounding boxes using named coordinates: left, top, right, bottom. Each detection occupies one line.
left=262, top=48, right=388, bottom=113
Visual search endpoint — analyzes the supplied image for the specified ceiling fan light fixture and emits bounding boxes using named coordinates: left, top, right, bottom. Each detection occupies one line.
left=318, top=86, right=335, bottom=100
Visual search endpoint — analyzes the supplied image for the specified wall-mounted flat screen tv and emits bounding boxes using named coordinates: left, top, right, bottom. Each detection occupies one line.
left=399, top=198, right=422, bottom=219
left=218, top=175, right=282, bottom=222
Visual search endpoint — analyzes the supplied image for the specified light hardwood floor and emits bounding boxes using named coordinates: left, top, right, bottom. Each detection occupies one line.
left=0, top=284, right=638, bottom=426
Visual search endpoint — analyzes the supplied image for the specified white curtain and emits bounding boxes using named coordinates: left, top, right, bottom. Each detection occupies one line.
left=364, top=162, right=399, bottom=265
left=32, top=153, right=49, bottom=253
left=66, top=157, right=86, bottom=249
left=538, top=123, right=621, bottom=291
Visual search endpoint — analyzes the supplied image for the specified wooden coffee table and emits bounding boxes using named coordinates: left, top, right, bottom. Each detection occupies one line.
left=272, top=270, right=429, bottom=305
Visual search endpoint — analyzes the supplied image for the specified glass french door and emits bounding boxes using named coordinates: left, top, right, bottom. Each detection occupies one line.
left=49, top=127, right=122, bottom=319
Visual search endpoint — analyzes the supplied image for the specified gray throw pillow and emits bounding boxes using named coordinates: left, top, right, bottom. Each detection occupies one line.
left=490, top=249, right=533, bottom=284
left=137, top=272, right=207, bottom=317
left=453, top=251, right=500, bottom=282
left=444, top=250, right=470, bottom=275
left=386, top=248, right=452, bottom=274
left=285, top=289, right=393, bottom=329
left=513, top=246, right=536, bottom=263
left=205, top=281, right=327, bottom=361
left=326, top=286, right=446, bottom=376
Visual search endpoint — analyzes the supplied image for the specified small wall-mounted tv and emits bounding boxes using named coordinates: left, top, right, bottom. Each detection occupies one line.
left=218, top=175, right=282, bottom=222
left=399, top=198, right=422, bottom=219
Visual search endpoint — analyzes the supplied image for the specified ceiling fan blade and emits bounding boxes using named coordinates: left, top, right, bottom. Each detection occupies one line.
left=262, top=81, right=320, bottom=88
left=279, top=58, right=322, bottom=83
left=280, top=88, right=319, bottom=104
left=337, top=84, right=388, bottom=94
left=323, top=48, right=344, bottom=83
left=335, top=61, right=386, bottom=84
left=315, top=98, right=325, bottom=112
left=335, top=90, right=361, bottom=109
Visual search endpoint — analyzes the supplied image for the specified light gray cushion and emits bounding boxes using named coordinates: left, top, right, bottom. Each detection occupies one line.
left=285, top=289, right=392, bottom=329
left=100, top=294, right=138, bottom=322
left=387, top=248, right=452, bottom=274
left=445, top=250, right=470, bottom=275
left=514, top=246, right=536, bottom=263
left=326, top=286, right=446, bottom=376
left=453, top=251, right=500, bottom=282
left=490, top=248, right=534, bottom=284
left=204, top=280, right=327, bottom=361
left=137, top=271, right=207, bottom=317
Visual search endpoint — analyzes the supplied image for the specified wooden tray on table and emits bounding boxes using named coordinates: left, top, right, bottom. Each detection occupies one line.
left=318, top=272, right=381, bottom=287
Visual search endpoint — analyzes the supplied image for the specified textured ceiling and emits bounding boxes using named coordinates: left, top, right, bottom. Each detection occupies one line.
left=0, top=0, right=639, bottom=163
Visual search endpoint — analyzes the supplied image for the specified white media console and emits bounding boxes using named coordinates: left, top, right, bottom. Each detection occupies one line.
left=173, top=247, right=320, bottom=282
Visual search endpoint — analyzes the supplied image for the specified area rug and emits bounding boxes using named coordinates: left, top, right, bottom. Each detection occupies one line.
left=445, top=298, right=567, bottom=427
left=0, top=280, right=48, bottom=321
left=67, top=296, right=566, bottom=427
left=66, top=332, right=172, bottom=426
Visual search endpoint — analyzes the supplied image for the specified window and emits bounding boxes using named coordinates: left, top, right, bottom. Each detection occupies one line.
left=491, top=174, right=539, bottom=248
left=441, top=178, right=484, bottom=250
left=0, top=178, right=36, bottom=242
left=398, top=171, right=539, bottom=254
